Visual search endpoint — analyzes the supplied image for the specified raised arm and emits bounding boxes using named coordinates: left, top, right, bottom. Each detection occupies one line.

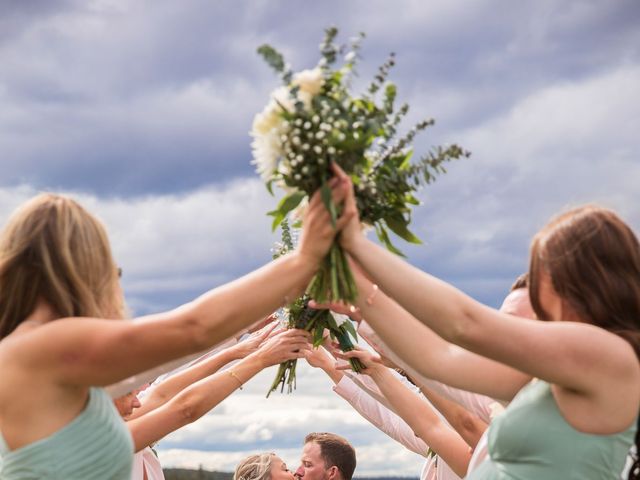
left=127, top=329, right=311, bottom=452
left=357, top=320, right=497, bottom=423
left=310, top=276, right=529, bottom=402
left=128, top=322, right=278, bottom=419
left=333, top=164, right=639, bottom=432
left=413, top=379, right=487, bottom=449
left=10, top=180, right=353, bottom=388
left=338, top=348, right=472, bottom=477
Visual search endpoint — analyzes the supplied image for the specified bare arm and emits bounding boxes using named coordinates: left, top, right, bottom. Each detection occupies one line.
left=127, top=329, right=311, bottom=452
left=128, top=323, right=278, bottom=419
left=339, top=349, right=472, bottom=477
left=10, top=182, right=353, bottom=388
left=357, top=320, right=498, bottom=423
left=13, top=252, right=313, bottom=387
left=305, top=345, right=433, bottom=458
left=312, top=270, right=530, bottom=402
left=415, top=380, right=487, bottom=448
left=332, top=165, right=640, bottom=431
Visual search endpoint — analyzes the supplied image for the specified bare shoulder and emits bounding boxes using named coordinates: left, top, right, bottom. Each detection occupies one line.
left=554, top=332, right=640, bottom=434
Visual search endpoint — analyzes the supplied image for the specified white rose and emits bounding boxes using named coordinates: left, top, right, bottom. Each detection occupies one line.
left=250, top=130, right=282, bottom=181
left=271, top=86, right=295, bottom=113
left=293, top=68, right=324, bottom=96
left=251, top=103, right=281, bottom=136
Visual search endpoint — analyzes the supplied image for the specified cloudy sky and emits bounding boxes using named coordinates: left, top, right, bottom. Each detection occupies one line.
left=1, top=0, right=639, bottom=476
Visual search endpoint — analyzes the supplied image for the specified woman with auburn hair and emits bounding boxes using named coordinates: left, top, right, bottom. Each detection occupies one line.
left=330, top=165, right=639, bottom=479
left=0, top=183, right=350, bottom=479
left=234, top=453, right=296, bottom=480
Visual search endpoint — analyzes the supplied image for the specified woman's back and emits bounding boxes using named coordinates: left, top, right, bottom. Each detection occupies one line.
left=0, top=387, right=133, bottom=479
left=469, top=380, right=635, bottom=479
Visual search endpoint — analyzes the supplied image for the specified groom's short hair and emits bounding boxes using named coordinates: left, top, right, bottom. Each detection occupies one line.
left=304, top=432, right=356, bottom=479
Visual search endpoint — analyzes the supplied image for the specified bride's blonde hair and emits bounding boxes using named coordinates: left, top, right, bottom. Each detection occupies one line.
left=234, top=453, right=275, bottom=480
left=0, top=193, right=124, bottom=338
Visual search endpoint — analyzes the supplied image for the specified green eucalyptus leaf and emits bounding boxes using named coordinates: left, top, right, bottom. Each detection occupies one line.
left=343, top=319, right=358, bottom=342
left=376, top=224, right=406, bottom=257
left=320, top=181, right=337, bottom=227
left=257, top=45, right=286, bottom=73
left=385, top=216, right=422, bottom=244
left=326, top=313, right=339, bottom=331
left=267, top=191, right=306, bottom=231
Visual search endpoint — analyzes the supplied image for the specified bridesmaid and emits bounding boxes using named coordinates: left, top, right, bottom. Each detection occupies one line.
left=332, top=164, right=639, bottom=479
left=0, top=180, right=351, bottom=478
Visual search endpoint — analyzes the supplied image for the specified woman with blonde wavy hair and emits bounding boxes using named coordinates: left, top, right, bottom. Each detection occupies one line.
left=0, top=182, right=351, bottom=479
left=234, top=452, right=296, bottom=480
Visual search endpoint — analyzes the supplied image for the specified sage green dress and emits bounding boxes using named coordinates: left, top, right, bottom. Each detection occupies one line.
left=469, top=380, right=635, bottom=479
left=0, top=387, right=133, bottom=479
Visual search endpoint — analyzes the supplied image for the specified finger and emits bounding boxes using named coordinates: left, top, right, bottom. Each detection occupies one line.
left=308, top=189, right=323, bottom=209
left=270, top=326, right=287, bottom=337
left=335, top=363, right=354, bottom=371
left=336, top=208, right=356, bottom=231
left=260, top=321, right=279, bottom=339
left=330, top=162, right=349, bottom=181
left=330, top=183, right=347, bottom=206
left=286, top=340, right=313, bottom=350
left=286, top=329, right=312, bottom=340
left=335, top=349, right=364, bottom=359
left=328, top=176, right=340, bottom=188
left=308, top=300, right=330, bottom=310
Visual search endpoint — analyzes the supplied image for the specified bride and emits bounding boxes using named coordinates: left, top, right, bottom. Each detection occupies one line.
left=234, top=453, right=296, bottom=480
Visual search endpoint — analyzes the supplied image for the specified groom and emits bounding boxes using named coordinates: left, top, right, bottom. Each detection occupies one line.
left=295, top=432, right=356, bottom=480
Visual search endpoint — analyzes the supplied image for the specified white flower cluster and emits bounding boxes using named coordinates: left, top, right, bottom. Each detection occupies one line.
left=250, top=68, right=324, bottom=182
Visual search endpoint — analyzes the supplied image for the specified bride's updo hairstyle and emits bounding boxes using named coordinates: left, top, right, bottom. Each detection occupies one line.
left=234, top=453, right=275, bottom=480
left=0, top=193, right=124, bottom=339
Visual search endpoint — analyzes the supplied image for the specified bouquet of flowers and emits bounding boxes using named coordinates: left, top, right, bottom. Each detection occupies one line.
left=267, top=219, right=362, bottom=397
left=251, top=26, right=469, bottom=304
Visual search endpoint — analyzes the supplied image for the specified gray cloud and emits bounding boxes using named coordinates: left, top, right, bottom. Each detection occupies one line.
left=1, top=1, right=639, bottom=474
left=1, top=0, right=638, bottom=195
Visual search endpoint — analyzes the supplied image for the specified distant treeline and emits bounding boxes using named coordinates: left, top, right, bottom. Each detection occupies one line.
left=163, top=468, right=418, bottom=480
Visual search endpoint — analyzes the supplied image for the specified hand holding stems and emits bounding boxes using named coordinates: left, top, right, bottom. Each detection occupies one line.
left=126, top=328, right=311, bottom=452
left=297, top=174, right=354, bottom=268
left=335, top=346, right=385, bottom=376
left=328, top=162, right=365, bottom=253
left=302, top=166, right=359, bottom=303
left=252, top=328, right=312, bottom=368
left=303, top=335, right=346, bottom=385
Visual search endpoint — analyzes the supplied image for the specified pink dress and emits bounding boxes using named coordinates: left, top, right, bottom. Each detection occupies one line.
left=131, top=447, right=165, bottom=480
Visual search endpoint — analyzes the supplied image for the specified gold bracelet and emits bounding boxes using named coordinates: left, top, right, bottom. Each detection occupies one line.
left=228, top=370, right=243, bottom=390
left=366, top=284, right=379, bottom=306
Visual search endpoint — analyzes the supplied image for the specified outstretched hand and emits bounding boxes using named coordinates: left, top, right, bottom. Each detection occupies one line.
left=297, top=173, right=354, bottom=266
left=298, top=163, right=360, bottom=264
left=329, top=162, right=363, bottom=253
left=254, top=329, right=311, bottom=368
left=303, top=344, right=334, bottom=371
left=229, top=320, right=280, bottom=360
left=335, top=346, right=384, bottom=376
